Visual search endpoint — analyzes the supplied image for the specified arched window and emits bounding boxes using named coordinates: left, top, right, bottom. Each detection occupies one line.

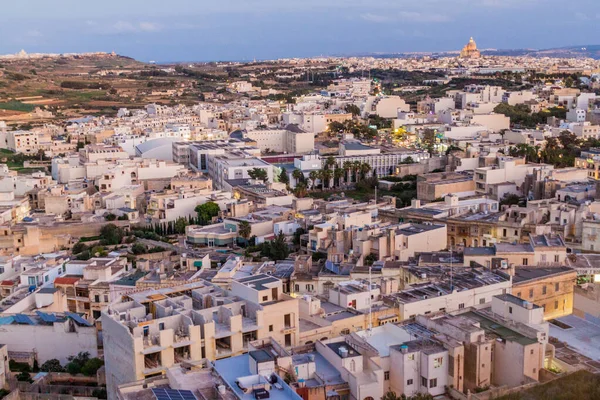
left=473, top=239, right=478, bottom=247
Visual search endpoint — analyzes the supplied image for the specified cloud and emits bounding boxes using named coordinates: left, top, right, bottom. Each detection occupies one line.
left=25, top=30, right=43, bottom=38
left=362, top=11, right=450, bottom=23
left=85, top=20, right=162, bottom=35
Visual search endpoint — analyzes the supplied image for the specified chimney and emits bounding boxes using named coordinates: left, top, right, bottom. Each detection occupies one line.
left=411, top=199, right=421, bottom=209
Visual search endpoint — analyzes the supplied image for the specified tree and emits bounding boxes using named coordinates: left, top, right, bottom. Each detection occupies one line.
left=248, top=167, right=268, bottom=183
left=325, top=156, right=337, bottom=170
left=565, top=76, right=574, bottom=88
left=402, top=156, right=415, bottom=164
left=381, top=391, right=433, bottom=400
left=40, top=359, right=64, bottom=373
left=72, top=242, right=88, bottom=255
left=16, top=371, right=32, bottom=382
left=359, top=163, right=372, bottom=179
left=321, top=169, right=333, bottom=189
left=238, top=221, right=252, bottom=246
left=195, top=202, right=220, bottom=225
left=293, top=182, right=308, bottom=198
left=500, top=193, right=522, bottom=207
left=421, top=128, right=436, bottom=154
left=308, top=170, right=319, bottom=189
left=66, top=352, right=91, bottom=375
left=104, top=213, right=117, bottom=221
left=99, top=224, right=124, bottom=246
left=174, top=217, right=188, bottom=234
left=131, top=243, right=147, bottom=255
left=81, top=358, right=104, bottom=376
left=345, top=104, right=361, bottom=116
left=333, top=168, right=345, bottom=188
left=364, top=253, right=378, bottom=266
left=292, top=169, right=304, bottom=184
left=279, top=167, right=290, bottom=185
left=328, top=121, right=345, bottom=134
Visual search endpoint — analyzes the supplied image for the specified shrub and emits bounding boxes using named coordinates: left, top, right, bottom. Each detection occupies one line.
left=40, top=359, right=64, bottom=373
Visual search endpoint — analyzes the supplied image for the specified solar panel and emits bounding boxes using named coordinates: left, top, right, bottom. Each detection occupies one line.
left=14, top=314, right=34, bottom=325
left=65, top=312, right=92, bottom=327
left=151, top=388, right=197, bottom=400
left=36, top=311, right=57, bottom=324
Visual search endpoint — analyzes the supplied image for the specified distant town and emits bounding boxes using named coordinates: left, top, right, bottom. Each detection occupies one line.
left=0, top=36, right=599, bottom=400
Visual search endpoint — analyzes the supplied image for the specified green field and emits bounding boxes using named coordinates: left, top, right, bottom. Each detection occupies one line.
left=0, top=100, right=35, bottom=112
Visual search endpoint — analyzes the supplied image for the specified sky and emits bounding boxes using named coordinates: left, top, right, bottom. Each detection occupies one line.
left=0, top=0, right=598, bottom=62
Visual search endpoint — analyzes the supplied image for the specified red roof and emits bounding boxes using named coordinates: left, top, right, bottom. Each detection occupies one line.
left=54, top=277, right=80, bottom=285
left=0, top=280, right=14, bottom=286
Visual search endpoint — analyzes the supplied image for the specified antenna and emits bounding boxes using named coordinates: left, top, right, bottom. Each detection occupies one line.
left=450, top=245, right=453, bottom=293
left=368, top=265, right=373, bottom=336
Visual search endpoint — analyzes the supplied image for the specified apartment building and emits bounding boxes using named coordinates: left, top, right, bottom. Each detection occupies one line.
left=103, top=277, right=300, bottom=398
left=146, top=188, right=231, bottom=224
left=417, top=172, right=476, bottom=202
left=512, top=267, right=577, bottom=320
left=352, top=222, right=448, bottom=263
left=244, top=125, right=315, bottom=154
left=363, top=95, right=410, bottom=118
left=383, top=268, right=511, bottom=320
left=474, top=157, right=554, bottom=199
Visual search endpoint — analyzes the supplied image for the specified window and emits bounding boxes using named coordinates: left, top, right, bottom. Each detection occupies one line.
left=430, top=378, right=437, bottom=388
left=269, top=325, right=274, bottom=332
left=458, top=303, right=465, bottom=309
left=44, top=275, right=49, bottom=282
left=94, top=295, right=100, bottom=303
left=407, top=379, right=413, bottom=386
left=349, top=360, right=356, bottom=372
left=384, top=371, right=390, bottom=380
left=523, top=258, right=528, bottom=266
left=285, top=333, right=291, bottom=347
left=529, top=289, right=534, bottom=298
left=503, top=229, right=507, bottom=237
left=159, top=322, right=164, bottom=330
left=555, top=255, right=560, bottom=263
left=533, top=368, right=537, bottom=374
left=542, top=286, right=547, bottom=295
left=479, top=298, right=485, bottom=304
left=421, top=376, right=427, bottom=387
left=448, top=355, right=455, bottom=377
left=408, top=354, right=415, bottom=361
left=434, top=357, right=443, bottom=368
left=294, top=284, right=299, bottom=292
left=104, top=295, right=109, bottom=302
left=262, top=296, right=268, bottom=301
left=555, top=282, right=559, bottom=292
left=509, top=306, right=513, bottom=314
left=517, top=292, right=521, bottom=298
left=555, top=300, right=559, bottom=309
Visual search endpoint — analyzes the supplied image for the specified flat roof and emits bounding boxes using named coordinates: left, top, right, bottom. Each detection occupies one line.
left=462, top=311, right=537, bottom=346
left=495, top=293, right=541, bottom=309
left=513, top=267, right=575, bottom=284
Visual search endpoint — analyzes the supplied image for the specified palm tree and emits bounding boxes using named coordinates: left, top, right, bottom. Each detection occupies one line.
left=321, top=169, right=333, bottom=190
left=238, top=221, right=252, bottom=246
left=360, top=163, right=372, bottom=179
left=294, top=182, right=308, bottom=198
left=343, top=161, right=353, bottom=184
left=308, top=170, right=319, bottom=189
left=292, top=169, right=304, bottom=185
left=334, top=168, right=345, bottom=188
left=352, top=161, right=362, bottom=182
left=325, top=156, right=336, bottom=170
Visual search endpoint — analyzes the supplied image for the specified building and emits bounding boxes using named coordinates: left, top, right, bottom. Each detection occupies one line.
left=460, top=37, right=481, bottom=59
left=512, top=267, right=577, bottom=320
left=0, top=312, right=96, bottom=365
left=383, top=268, right=511, bottom=320
left=244, top=125, right=315, bottom=154
left=102, top=278, right=300, bottom=399
left=417, top=172, right=475, bottom=202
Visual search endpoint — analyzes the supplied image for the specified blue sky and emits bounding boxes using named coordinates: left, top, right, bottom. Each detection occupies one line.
left=0, top=0, right=597, bottom=62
